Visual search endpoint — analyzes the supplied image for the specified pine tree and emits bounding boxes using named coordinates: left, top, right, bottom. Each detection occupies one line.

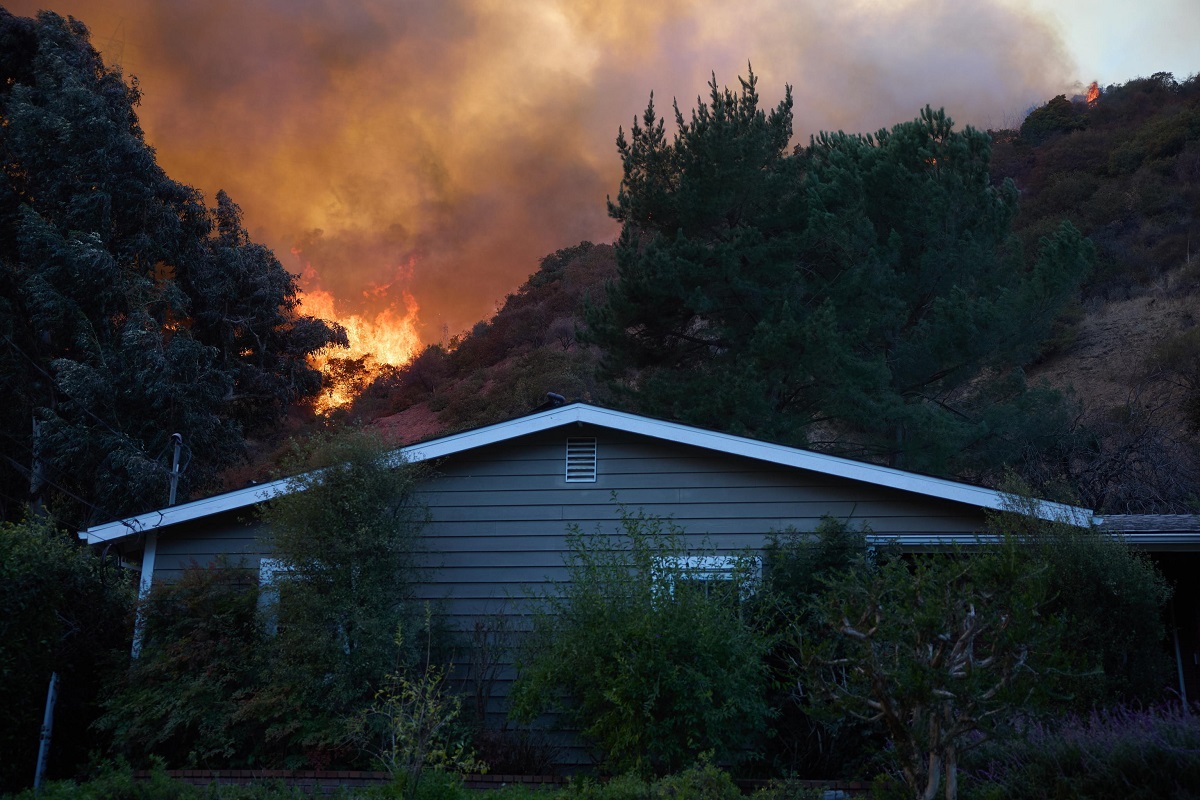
left=586, top=71, right=1092, bottom=480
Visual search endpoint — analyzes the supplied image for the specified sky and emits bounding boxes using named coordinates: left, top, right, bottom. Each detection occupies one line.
left=4, top=0, right=1198, bottom=347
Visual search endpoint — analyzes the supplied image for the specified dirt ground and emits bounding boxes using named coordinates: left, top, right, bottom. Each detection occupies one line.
left=1029, top=274, right=1197, bottom=420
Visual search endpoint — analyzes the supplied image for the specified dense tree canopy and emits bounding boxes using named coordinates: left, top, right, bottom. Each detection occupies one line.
left=586, top=71, right=1093, bottom=481
left=0, top=10, right=344, bottom=527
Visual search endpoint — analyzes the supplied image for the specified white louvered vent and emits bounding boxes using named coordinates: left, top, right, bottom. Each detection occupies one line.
left=565, top=437, right=598, bottom=482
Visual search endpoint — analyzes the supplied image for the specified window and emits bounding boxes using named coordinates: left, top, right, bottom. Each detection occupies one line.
left=565, top=437, right=597, bottom=482
left=257, top=557, right=353, bottom=653
left=257, top=557, right=285, bottom=635
left=657, top=554, right=762, bottom=603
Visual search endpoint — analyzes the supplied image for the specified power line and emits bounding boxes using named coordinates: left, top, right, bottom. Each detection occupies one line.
left=0, top=452, right=132, bottom=533
left=2, top=335, right=137, bottom=445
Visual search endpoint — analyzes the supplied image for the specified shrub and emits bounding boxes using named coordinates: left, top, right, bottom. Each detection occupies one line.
left=748, top=779, right=829, bottom=800
left=756, top=518, right=886, bottom=778
left=799, top=538, right=1067, bottom=800
left=1021, top=95, right=1086, bottom=143
left=510, top=508, right=770, bottom=777
left=4, top=760, right=203, bottom=800
left=366, top=769, right=473, bottom=800
left=652, top=760, right=742, bottom=800
left=991, top=498, right=1173, bottom=705
left=354, top=612, right=484, bottom=800
left=965, top=704, right=1200, bottom=799
left=0, top=517, right=132, bottom=792
left=96, top=557, right=268, bottom=768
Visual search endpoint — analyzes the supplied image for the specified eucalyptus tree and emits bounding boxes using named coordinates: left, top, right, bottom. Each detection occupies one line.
left=0, top=10, right=344, bottom=526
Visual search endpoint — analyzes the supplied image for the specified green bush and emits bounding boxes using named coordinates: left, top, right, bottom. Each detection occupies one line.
left=5, top=760, right=203, bottom=800
left=365, top=770, right=472, bottom=800
left=510, top=508, right=770, bottom=777
left=96, top=557, right=268, bottom=768
left=652, top=760, right=741, bottom=800
left=755, top=518, right=886, bottom=778
left=799, top=535, right=1069, bottom=800
left=747, top=779, right=828, bottom=800
left=0, top=517, right=133, bottom=792
left=353, top=611, right=484, bottom=800
left=990, top=498, right=1173, bottom=706
left=254, top=430, right=433, bottom=762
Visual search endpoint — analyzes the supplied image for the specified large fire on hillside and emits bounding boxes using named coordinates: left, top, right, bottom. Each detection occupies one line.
left=0, top=0, right=1083, bottom=358
left=299, top=287, right=422, bottom=414
left=0, top=0, right=1095, bottom=415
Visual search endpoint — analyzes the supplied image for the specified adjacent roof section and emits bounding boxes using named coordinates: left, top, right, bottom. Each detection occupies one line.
left=1094, top=515, right=1200, bottom=550
left=80, top=403, right=1094, bottom=545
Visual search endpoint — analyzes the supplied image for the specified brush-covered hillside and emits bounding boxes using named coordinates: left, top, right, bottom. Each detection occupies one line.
left=344, top=73, right=1200, bottom=514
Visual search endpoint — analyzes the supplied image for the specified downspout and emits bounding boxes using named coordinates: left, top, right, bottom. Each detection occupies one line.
left=130, top=533, right=157, bottom=658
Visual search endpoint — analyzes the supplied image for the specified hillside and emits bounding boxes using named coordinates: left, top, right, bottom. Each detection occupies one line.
left=232, top=75, right=1200, bottom=514
left=993, top=72, right=1200, bottom=511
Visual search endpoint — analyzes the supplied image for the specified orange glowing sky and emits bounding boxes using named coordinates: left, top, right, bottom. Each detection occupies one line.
left=5, top=0, right=1196, bottom=348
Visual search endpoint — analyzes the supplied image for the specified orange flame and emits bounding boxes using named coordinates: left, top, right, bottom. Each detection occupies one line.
left=299, top=288, right=422, bottom=413
left=1085, top=81, right=1100, bottom=105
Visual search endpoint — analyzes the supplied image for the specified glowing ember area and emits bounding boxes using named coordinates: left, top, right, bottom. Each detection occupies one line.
left=299, top=289, right=422, bottom=413
left=1086, top=81, right=1100, bottom=105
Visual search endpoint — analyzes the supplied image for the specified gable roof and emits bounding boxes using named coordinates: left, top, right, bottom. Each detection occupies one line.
left=80, top=403, right=1093, bottom=545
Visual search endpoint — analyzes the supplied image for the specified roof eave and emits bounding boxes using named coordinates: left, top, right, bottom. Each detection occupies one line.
left=80, top=403, right=1094, bottom=543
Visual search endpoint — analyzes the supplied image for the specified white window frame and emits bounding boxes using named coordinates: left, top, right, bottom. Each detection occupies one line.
left=656, top=554, right=762, bottom=602
left=257, top=557, right=286, bottom=635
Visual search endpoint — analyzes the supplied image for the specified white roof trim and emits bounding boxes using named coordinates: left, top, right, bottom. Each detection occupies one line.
left=80, top=403, right=1092, bottom=544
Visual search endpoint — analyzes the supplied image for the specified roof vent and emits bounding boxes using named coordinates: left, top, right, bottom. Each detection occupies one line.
left=566, top=437, right=597, bottom=482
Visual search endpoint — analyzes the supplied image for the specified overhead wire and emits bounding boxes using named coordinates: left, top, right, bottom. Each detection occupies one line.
left=0, top=429, right=149, bottom=535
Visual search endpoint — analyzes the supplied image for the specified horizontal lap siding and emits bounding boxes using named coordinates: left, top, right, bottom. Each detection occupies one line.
left=417, top=424, right=987, bottom=765
left=419, top=424, right=986, bottom=630
left=152, top=515, right=268, bottom=580
left=142, top=422, right=989, bottom=767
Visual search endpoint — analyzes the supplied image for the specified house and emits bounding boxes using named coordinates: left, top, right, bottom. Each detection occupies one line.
left=79, top=403, right=1200, bottom=732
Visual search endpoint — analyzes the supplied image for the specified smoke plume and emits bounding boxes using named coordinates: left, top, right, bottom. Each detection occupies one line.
left=5, top=0, right=1076, bottom=339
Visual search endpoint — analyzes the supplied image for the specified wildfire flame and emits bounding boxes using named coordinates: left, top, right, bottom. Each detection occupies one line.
left=299, top=288, right=422, bottom=413
left=1085, top=81, right=1100, bottom=105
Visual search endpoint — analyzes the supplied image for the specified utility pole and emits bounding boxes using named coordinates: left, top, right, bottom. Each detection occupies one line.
left=167, top=433, right=182, bottom=507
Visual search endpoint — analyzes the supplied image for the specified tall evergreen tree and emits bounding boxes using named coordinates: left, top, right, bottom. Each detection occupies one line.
left=586, top=70, right=1092, bottom=480
left=0, top=10, right=344, bottom=526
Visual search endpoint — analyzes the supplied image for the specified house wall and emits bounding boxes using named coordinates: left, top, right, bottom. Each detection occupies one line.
left=145, top=421, right=990, bottom=768
left=417, top=423, right=986, bottom=760
left=151, top=511, right=268, bottom=580
left=416, top=423, right=986, bottom=621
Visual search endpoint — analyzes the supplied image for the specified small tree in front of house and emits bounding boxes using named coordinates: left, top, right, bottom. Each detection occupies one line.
left=755, top=517, right=889, bottom=778
left=254, top=430, right=431, bottom=764
left=510, top=508, right=770, bottom=777
left=354, top=607, right=485, bottom=800
left=799, top=539, right=1064, bottom=800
